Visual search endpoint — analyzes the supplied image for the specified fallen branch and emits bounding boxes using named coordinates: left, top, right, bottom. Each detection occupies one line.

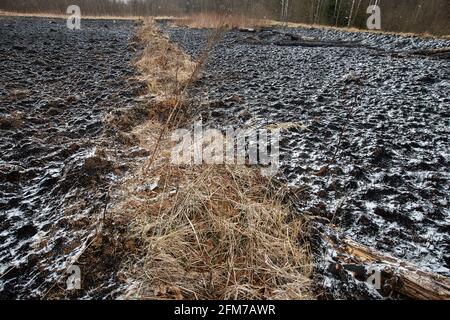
left=328, top=236, right=450, bottom=300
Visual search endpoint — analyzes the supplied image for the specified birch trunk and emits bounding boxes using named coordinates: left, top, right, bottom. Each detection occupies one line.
left=335, top=0, right=342, bottom=26
left=314, top=0, right=322, bottom=25
left=348, top=0, right=356, bottom=27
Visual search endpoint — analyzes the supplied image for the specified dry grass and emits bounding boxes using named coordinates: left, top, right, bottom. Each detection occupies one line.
left=125, top=166, right=313, bottom=300
left=119, top=121, right=313, bottom=300
left=4, top=9, right=446, bottom=39
left=134, top=20, right=196, bottom=99
left=0, top=10, right=141, bottom=20
left=115, top=19, right=313, bottom=300
left=162, top=13, right=449, bottom=39
left=173, top=13, right=270, bottom=30
left=0, top=10, right=180, bottom=23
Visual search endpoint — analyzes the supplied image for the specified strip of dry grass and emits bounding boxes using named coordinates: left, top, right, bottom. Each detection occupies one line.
left=118, top=122, right=313, bottom=300
left=115, top=19, right=314, bottom=300
left=169, top=13, right=449, bottom=39
left=0, top=10, right=181, bottom=22
left=0, top=10, right=141, bottom=20
left=134, top=20, right=196, bottom=100
left=172, top=13, right=270, bottom=30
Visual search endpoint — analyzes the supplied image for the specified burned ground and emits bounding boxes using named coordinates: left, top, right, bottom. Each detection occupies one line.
left=160, top=23, right=450, bottom=297
left=0, top=17, right=149, bottom=298
left=0, top=17, right=449, bottom=299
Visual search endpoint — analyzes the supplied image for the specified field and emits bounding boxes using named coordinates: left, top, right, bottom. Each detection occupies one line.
left=0, top=15, right=449, bottom=299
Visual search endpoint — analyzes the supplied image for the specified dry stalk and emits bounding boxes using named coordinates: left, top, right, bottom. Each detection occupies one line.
left=141, top=21, right=224, bottom=174
left=173, top=13, right=270, bottom=30
left=117, top=18, right=314, bottom=300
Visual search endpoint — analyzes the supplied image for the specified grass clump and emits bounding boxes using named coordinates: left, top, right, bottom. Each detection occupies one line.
left=174, top=13, right=270, bottom=30
left=135, top=19, right=196, bottom=99
left=117, top=19, right=314, bottom=300
left=122, top=161, right=312, bottom=299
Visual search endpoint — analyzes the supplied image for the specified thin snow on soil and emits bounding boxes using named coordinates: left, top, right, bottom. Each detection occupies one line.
left=161, top=23, right=450, bottom=285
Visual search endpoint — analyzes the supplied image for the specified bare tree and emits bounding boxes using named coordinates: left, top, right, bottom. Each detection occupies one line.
left=347, top=0, right=356, bottom=27
left=335, top=0, right=343, bottom=26
left=314, top=0, right=322, bottom=24
left=0, top=0, right=448, bottom=35
left=280, top=0, right=289, bottom=25
left=352, top=0, right=362, bottom=26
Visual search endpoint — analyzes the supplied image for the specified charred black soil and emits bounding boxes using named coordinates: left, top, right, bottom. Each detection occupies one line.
left=160, top=23, right=450, bottom=298
left=1, top=17, right=449, bottom=299
left=0, top=17, right=149, bottom=299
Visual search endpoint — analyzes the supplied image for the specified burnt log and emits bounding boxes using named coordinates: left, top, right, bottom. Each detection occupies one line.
left=328, top=236, right=450, bottom=300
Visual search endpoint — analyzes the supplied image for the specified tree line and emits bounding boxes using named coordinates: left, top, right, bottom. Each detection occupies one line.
left=1, top=0, right=448, bottom=35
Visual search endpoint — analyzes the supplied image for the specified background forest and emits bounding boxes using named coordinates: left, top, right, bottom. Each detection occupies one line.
left=1, top=0, right=449, bottom=35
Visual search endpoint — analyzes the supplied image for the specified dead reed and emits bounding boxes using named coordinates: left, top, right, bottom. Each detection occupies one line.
left=173, top=13, right=270, bottom=30
left=116, top=19, right=314, bottom=300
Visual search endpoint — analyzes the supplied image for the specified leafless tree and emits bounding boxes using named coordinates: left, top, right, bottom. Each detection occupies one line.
left=347, top=0, right=356, bottom=27
left=0, top=0, right=448, bottom=35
